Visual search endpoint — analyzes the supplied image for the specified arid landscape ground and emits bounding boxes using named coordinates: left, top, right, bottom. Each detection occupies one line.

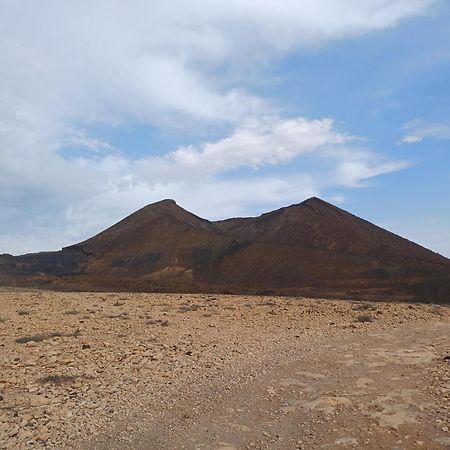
left=1, top=288, right=449, bottom=449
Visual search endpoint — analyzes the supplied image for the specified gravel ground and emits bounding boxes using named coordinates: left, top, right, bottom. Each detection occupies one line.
left=0, top=289, right=449, bottom=449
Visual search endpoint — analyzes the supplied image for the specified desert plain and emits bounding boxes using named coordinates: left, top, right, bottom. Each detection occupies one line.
left=0, top=289, right=449, bottom=450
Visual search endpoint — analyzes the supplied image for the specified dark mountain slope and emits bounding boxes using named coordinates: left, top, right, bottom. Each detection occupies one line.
left=75, top=199, right=221, bottom=255
left=211, top=198, right=450, bottom=301
left=215, top=197, right=447, bottom=267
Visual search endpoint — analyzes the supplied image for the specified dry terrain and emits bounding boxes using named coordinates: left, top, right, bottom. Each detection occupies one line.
left=0, top=289, right=449, bottom=449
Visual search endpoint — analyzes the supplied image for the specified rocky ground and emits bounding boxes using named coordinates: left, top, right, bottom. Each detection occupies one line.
left=0, top=289, right=449, bottom=449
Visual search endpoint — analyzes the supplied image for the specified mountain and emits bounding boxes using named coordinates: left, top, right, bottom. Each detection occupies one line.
left=1, top=197, right=449, bottom=303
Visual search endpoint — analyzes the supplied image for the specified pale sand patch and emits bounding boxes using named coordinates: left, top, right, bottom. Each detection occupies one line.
left=295, top=396, right=352, bottom=415
left=279, top=377, right=306, bottom=387
left=334, top=436, right=359, bottom=446
left=359, top=389, right=420, bottom=430
left=355, top=377, right=374, bottom=388
left=295, top=370, right=327, bottom=380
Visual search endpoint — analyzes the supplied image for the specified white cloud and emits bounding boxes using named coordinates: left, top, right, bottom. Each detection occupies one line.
left=166, top=117, right=353, bottom=174
left=399, top=119, right=450, bottom=144
left=62, top=128, right=115, bottom=154
left=0, top=0, right=435, bottom=127
left=0, top=115, right=408, bottom=254
left=331, top=151, right=410, bottom=187
left=0, top=0, right=432, bottom=254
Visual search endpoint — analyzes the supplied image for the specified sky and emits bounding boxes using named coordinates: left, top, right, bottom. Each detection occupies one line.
left=0, top=0, right=449, bottom=257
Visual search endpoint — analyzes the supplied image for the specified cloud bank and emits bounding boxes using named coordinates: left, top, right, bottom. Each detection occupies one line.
left=0, top=0, right=433, bottom=253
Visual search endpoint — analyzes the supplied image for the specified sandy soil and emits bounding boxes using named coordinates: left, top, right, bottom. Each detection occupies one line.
left=0, top=289, right=449, bottom=449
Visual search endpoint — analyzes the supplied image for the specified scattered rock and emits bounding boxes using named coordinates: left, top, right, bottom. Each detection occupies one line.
left=30, top=395, right=51, bottom=407
left=8, top=425, right=19, bottom=437
left=36, top=432, right=50, bottom=443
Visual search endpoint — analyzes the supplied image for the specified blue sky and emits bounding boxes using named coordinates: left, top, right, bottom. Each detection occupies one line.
left=0, top=0, right=449, bottom=256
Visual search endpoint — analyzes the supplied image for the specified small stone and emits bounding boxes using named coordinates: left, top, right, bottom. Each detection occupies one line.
left=8, top=425, right=19, bottom=437
left=267, top=387, right=276, bottom=396
left=61, top=408, right=73, bottom=419
left=18, top=429, right=33, bottom=440
left=30, top=396, right=51, bottom=407
left=36, top=432, right=50, bottom=442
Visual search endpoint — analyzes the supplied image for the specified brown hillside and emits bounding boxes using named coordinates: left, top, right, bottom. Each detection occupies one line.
left=1, top=197, right=449, bottom=302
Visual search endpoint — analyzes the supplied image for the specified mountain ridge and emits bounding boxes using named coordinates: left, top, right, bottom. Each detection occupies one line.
left=1, top=197, right=449, bottom=303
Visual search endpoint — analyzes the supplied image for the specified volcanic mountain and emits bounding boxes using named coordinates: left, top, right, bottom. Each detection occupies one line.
left=1, top=197, right=449, bottom=302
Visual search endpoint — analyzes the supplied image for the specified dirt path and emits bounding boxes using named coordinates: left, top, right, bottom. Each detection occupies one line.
left=92, top=322, right=450, bottom=450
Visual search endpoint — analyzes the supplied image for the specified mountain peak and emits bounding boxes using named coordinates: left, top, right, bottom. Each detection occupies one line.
left=136, top=198, right=186, bottom=216
left=300, top=196, right=334, bottom=207
left=264, top=196, right=339, bottom=218
left=144, top=198, right=178, bottom=209
left=302, top=196, right=322, bottom=203
left=157, top=198, right=177, bottom=205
